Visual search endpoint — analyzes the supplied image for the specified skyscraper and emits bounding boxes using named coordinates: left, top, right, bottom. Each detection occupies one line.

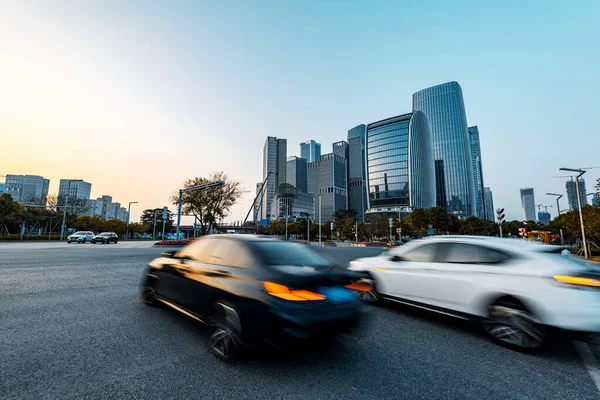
left=261, top=137, right=287, bottom=219
left=307, top=153, right=347, bottom=221
left=58, top=179, right=92, bottom=203
left=300, top=140, right=321, bottom=163
left=0, top=183, right=5, bottom=194
left=365, top=112, right=435, bottom=212
left=520, top=188, right=536, bottom=222
left=253, top=182, right=263, bottom=222
left=348, top=124, right=368, bottom=223
left=413, top=81, right=475, bottom=217
left=468, top=126, right=485, bottom=219
left=5, top=174, right=50, bottom=205
left=566, top=178, right=588, bottom=210
left=538, top=211, right=551, bottom=225
left=286, top=156, right=308, bottom=193
left=483, top=187, right=494, bottom=222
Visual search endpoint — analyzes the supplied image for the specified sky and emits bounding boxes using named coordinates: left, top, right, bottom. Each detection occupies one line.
left=1, top=0, right=599, bottom=223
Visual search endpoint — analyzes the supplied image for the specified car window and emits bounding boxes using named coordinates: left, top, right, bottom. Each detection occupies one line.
left=400, top=244, right=439, bottom=262
left=438, top=243, right=509, bottom=264
left=74, top=231, right=86, bottom=235
left=252, top=241, right=330, bottom=268
left=209, top=239, right=253, bottom=268
left=177, top=238, right=215, bottom=262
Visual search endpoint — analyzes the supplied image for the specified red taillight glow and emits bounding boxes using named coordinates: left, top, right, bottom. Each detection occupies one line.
left=264, top=281, right=325, bottom=301
left=345, top=283, right=373, bottom=292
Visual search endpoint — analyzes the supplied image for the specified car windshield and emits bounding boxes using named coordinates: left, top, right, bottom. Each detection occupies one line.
left=73, top=231, right=87, bottom=235
left=253, top=241, right=330, bottom=267
left=99, top=233, right=110, bottom=236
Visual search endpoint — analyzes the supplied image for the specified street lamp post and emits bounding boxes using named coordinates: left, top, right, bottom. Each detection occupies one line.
left=152, top=210, right=158, bottom=239
left=60, top=180, right=73, bottom=241
left=125, top=201, right=138, bottom=240
left=546, top=193, right=564, bottom=216
left=318, top=195, right=322, bottom=245
left=560, top=168, right=588, bottom=259
left=176, top=180, right=225, bottom=238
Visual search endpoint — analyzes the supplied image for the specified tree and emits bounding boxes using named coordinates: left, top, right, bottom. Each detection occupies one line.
left=427, top=207, right=452, bottom=234
left=100, top=219, right=127, bottom=236
left=333, top=209, right=357, bottom=221
left=0, top=193, right=24, bottom=233
left=47, top=193, right=91, bottom=215
left=171, top=172, right=245, bottom=236
left=409, top=208, right=430, bottom=237
left=140, top=208, right=174, bottom=235
left=128, top=222, right=147, bottom=237
left=73, top=216, right=104, bottom=232
left=341, top=218, right=357, bottom=240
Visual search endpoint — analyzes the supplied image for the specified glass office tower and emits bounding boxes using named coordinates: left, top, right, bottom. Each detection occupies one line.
left=468, top=126, right=485, bottom=219
left=366, top=111, right=435, bottom=210
left=413, top=81, right=475, bottom=217
left=300, top=140, right=321, bottom=163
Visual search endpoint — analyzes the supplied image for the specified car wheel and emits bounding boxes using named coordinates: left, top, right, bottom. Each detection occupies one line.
left=483, top=298, right=546, bottom=350
left=140, top=285, right=159, bottom=306
left=357, top=275, right=379, bottom=304
left=67, top=241, right=71, bottom=244
left=210, top=302, right=241, bottom=362
left=91, top=240, right=96, bottom=244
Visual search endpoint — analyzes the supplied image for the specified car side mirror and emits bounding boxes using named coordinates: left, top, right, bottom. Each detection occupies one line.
left=161, top=250, right=178, bottom=258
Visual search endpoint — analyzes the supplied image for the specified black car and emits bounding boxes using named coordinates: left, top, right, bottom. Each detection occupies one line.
left=91, top=232, right=119, bottom=244
left=141, top=235, right=369, bottom=361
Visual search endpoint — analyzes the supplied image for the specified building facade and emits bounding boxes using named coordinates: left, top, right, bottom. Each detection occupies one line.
left=286, top=156, right=308, bottom=193
left=520, top=188, right=536, bottom=222
left=413, top=81, right=475, bottom=217
left=5, top=174, right=50, bottom=205
left=566, top=178, right=588, bottom=210
left=348, top=124, right=368, bottom=223
left=0, top=183, right=5, bottom=194
left=300, top=140, right=321, bottom=163
left=270, top=183, right=315, bottom=221
left=468, top=126, right=485, bottom=219
left=483, top=187, right=494, bottom=222
left=307, top=153, right=347, bottom=221
left=365, top=111, right=435, bottom=213
left=538, top=211, right=551, bottom=225
left=58, top=179, right=92, bottom=202
left=261, top=137, right=287, bottom=220
left=253, top=182, right=263, bottom=222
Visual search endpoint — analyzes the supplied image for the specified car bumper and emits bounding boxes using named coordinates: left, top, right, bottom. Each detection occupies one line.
left=535, top=290, right=600, bottom=333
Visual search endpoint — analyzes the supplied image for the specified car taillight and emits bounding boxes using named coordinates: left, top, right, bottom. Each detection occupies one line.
left=264, top=281, right=325, bottom=301
left=553, top=275, right=600, bottom=288
left=345, top=282, right=373, bottom=292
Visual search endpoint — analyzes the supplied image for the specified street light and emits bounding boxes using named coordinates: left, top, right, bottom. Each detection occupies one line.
left=559, top=168, right=588, bottom=259
left=59, top=180, right=73, bottom=241
left=546, top=193, right=564, bottom=216
left=176, top=180, right=225, bottom=238
left=125, top=201, right=138, bottom=240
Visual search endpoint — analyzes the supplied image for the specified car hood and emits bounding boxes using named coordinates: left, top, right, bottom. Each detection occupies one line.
left=69, top=235, right=85, bottom=238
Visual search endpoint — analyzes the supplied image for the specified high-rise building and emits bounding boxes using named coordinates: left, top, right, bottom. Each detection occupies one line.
left=592, top=196, right=599, bottom=206
left=413, top=81, right=475, bottom=217
left=468, top=126, right=485, bottom=219
left=97, top=195, right=113, bottom=220
left=348, top=124, right=368, bottom=223
left=0, top=183, right=5, bottom=194
left=483, top=187, right=494, bottom=222
left=261, top=137, right=287, bottom=219
left=270, top=183, right=315, bottom=221
left=5, top=174, right=50, bottom=205
left=538, top=211, right=551, bottom=225
left=253, top=182, right=263, bottom=222
left=307, top=153, right=347, bottom=221
left=58, top=179, right=92, bottom=202
left=520, top=188, right=536, bottom=222
left=286, top=156, right=308, bottom=193
left=300, top=140, right=321, bottom=163
left=566, top=178, right=588, bottom=210
left=365, top=112, right=435, bottom=213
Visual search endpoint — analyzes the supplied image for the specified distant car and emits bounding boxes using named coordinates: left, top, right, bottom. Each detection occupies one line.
left=349, top=235, right=600, bottom=349
left=92, top=232, right=119, bottom=244
left=141, top=235, right=368, bottom=361
left=67, top=231, right=95, bottom=244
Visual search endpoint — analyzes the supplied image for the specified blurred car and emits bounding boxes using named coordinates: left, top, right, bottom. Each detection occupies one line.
left=91, top=232, right=118, bottom=244
left=348, top=235, right=600, bottom=349
left=141, top=235, right=368, bottom=361
left=67, top=231, right=95, bottom=244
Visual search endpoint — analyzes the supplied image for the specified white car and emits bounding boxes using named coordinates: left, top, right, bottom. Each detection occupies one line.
left=349, top=236, right=600, bottom=349
left=67, top=231, right=95, bottom=244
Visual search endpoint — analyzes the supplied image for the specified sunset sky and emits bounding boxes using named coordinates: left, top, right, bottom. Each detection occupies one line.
left=2, top=0, right=599, bottom=223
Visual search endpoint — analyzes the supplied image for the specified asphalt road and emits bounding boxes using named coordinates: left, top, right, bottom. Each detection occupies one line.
left=2, top=241, right=600, bottom=399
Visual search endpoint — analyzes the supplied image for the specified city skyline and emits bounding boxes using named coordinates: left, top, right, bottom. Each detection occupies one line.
left=2, top=1, right=599, bottom=223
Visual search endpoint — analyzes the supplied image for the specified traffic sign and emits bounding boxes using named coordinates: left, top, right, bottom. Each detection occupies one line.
left=389, top=218, right=393, bottom=228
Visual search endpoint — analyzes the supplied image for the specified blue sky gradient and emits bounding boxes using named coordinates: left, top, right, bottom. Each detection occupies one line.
left=2, top=1, right=599, bottom=222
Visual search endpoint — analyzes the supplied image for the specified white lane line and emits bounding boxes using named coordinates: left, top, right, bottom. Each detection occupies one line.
left=575, top=340, right=600, bottom=394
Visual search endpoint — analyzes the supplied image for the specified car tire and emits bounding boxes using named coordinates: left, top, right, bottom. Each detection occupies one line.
left=67, top=241, right=71, bottom=244
left=357, top=274, right=380, bottom=304
left=91, top=240, right=96, bottom=244
left=141, top=284, right=159, bottom=307
left=210, top=301, right=242, bottom=362
left=483, top=298, right=546, bottom=350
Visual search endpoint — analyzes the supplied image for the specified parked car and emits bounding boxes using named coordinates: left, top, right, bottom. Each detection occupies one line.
left=92, top=232, right=119, bottom=244
left=141, top=235, right=368, bottom=361
left=67, top=231, right=95, bottom=244
left=348, top=235, right=600, bottom=349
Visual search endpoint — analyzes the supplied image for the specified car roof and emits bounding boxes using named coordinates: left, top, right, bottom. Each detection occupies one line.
left=409, top=235, right=562, bottom=253
left=203, top=234, right=282, bottom=242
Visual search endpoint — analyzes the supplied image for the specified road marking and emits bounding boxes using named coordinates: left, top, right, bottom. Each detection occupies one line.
left=575, top=341, right=600, bottom=394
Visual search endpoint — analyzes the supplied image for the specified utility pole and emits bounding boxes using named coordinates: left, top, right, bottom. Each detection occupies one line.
left=125, top=201, right=138, bottom=240
left=307, top=217, right=310, bottom=242
left=60, top=180, right=73, bottom=241
left=152, top=210, right=158, bottom=239
left=318, top=196, right=322, bottom=245
left=161, top=206, right=168, bottom=239
left=560, top=168, right=588, bottom=259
